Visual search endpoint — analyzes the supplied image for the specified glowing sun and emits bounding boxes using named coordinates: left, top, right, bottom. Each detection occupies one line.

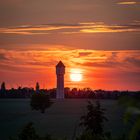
left=70, top=69, right=83, bottom=82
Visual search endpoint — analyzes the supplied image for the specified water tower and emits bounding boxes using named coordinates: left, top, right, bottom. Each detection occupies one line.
left=56, top=61, right=65, bottom=99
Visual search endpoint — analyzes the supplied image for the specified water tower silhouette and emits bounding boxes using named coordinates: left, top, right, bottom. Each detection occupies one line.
left=56, top=61, right=65, bottom=99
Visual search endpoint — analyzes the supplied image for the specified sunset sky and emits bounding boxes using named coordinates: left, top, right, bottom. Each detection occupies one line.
left=0, top=0, right=140, bottom=90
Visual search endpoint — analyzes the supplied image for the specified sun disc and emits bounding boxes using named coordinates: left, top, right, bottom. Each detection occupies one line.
left=70, top=69, right=83, bottom=82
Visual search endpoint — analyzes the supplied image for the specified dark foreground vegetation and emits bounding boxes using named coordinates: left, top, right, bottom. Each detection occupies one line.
left=0, top=82, right=140, bottom=99
left=9, top=96, right=140, bottom=140
left=1, top=82, right=140, bottom=139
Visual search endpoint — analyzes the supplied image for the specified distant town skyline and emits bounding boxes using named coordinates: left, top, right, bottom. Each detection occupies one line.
left=0, top=0, right=140, bottom=90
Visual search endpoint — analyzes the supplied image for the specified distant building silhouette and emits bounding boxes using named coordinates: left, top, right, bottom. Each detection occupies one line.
left=56, top=61, right=65, bottom=99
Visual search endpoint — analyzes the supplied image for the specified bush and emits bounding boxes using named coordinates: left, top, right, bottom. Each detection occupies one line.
left=79, top=100, right=108, bottom=136
left=30, top=93, right=53, bottom=113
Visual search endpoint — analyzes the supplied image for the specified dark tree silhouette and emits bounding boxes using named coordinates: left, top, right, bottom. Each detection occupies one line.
left=79, top=100, right=108, bottom=136
left=18, top=122, right=39, bottom=140
left=119, top=96, right=140, bottom=140
left=30, top=93, right=53, bottom=113
left=35, top=82, right=40, bottom=94
left=9, top=122, right=56, bottom=140
left=1, top=82, right=6, bottom=91
left=0, top=82, right=6, bottom=97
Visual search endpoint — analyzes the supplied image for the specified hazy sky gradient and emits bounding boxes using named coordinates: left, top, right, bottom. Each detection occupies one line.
left=0, top=0, right=140, bottom=90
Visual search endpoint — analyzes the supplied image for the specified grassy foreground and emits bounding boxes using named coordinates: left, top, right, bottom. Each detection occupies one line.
left=0, top=99, right=130, bottom=140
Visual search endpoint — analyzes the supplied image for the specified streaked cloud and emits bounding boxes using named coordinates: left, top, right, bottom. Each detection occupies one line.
left=0, top=21, right=140, bottom=35
left=0, top=48, right=139, bottom=72
left=117, top=1, right=140, bottom=5
left=0, top=53, right=9, bottom=60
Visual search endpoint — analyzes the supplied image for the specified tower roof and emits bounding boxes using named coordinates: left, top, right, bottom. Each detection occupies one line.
left=56, top=61, right=65, bottom=67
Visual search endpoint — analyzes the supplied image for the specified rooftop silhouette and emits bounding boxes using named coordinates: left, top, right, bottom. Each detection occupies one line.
left=56, top=61, right=65, bottom=68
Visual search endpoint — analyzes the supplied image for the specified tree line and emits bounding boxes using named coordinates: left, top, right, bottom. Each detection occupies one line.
left=0, top=82, right=140, bottom=99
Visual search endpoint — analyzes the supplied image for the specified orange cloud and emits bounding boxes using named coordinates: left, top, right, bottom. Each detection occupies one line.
left=117, top=1, right=139, bottom=5
left=0, top=21, right=140, bottom=35
left=0, top=48, right=139, bottom=70
left=0, top=48, right=140, bottom=90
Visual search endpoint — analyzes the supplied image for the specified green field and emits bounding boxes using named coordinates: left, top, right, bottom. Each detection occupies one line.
left=0, top=99, right=130, bottom=140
